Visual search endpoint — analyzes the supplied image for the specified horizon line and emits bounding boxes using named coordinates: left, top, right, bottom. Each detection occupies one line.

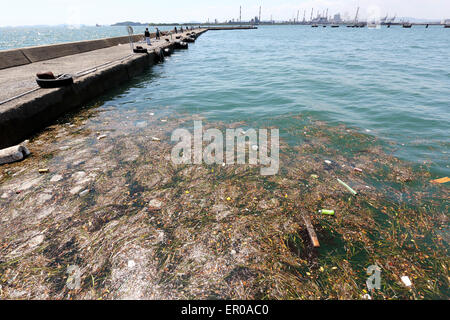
left=1, top=16, right=448, bottom=28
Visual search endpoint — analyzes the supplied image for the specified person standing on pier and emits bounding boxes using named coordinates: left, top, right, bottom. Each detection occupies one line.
left=174, top=26, right=178, bottom=34
left=144, top=28, right=151, bottom=46
left=156, top=28, right=161, bottom=40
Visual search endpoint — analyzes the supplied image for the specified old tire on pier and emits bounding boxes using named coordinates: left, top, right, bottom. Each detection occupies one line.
left=133, top=47, right=148, bottom=54
left=174, top=41, right=188, bottom=50
left=163, top=47, right=173, bottom=56
left=154, top=48, right=165, bottom=63
left=36, top=74, right=73, bottom=89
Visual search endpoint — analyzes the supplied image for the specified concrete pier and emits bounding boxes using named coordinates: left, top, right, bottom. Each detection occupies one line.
left=0, top=29, right=208, bottom=149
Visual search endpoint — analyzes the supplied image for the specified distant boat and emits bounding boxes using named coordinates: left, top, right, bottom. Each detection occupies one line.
left=403, top=23, right=412, bottom=28
left=348, top=22, right=366, bottom=28
left=445, top=24, right=450, bottom=28
left=311, top=24, right=319, bottom=28
left=367, top=22, right=378, bottom=29
left=96, top=24, right=101, bottom=27
left=331, top=25, right=339, bottom=28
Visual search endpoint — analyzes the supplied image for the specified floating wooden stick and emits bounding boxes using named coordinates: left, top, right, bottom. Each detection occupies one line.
left=337, top=178, right=358, bottom=196
left=431, top=177, right=450, bottom=184
left=302, top=215, right=320, bottom=248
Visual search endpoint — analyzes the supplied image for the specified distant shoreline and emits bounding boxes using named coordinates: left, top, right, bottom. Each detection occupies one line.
left=112, top=21, right=447, bottom=27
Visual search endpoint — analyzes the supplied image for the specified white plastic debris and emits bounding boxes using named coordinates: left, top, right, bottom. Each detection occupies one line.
left=251, top=145, right=259, bottom=151
left=149, top=199, right=162, bottom=209
left=1, top=191, right=12, bottom=199
left=136, top=121, right=147, bottom=128
left=50, top=175, right=63, bottom=182
left=97, top=135, right=107, bottom=140
left=28, top=234, right=44, bottom=248
left=79, top=189, right=89, bottom=197
left=72, top=171, right=87, bottom=181
left=127, top=260, right=136, bottom=269
left=151, top=137, right=161, bottom=142
left=0, top=144, right=30, bottom=165
left=70, top=186, right=84, bottom=195
left=401, top=276, right=412, bottom=287
left=324, top=160, right=332, bottom=165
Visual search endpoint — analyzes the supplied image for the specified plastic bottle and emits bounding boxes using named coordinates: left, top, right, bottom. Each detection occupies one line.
left=319, top=209, right=335, bottom=216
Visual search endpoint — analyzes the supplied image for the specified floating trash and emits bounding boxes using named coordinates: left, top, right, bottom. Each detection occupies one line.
left=337, top=178, right=358, bottom=196
left=149, top=199, right=162, bottom=209
left=0, top=144, right=30, bottom=165
left=0, top=110, right=447, bottom=300
left=127, top=260, right=136, bottom=269
left=319, top=209, right=335, bottom=216
left=50, top=175, right=63, bottom=182
left=79, top=189, right=89, bottom=197
left=401, top=276, right=412, bottom=287
left=430, top=177, right=449, bottom=184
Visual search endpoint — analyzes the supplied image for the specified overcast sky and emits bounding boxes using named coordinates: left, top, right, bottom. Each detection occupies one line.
left=1, top=0, right=449, bottom=26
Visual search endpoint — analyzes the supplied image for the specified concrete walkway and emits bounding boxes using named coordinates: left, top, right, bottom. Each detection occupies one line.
left=0, top=30, right=203, bottom=109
